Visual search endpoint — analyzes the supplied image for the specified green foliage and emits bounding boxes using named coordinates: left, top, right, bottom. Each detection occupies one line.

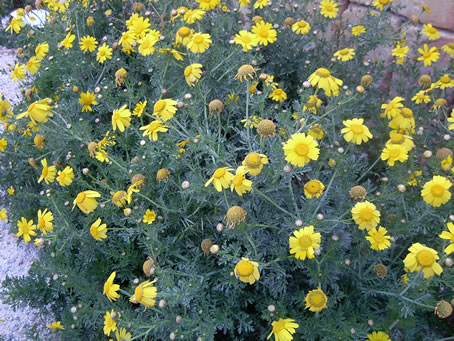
left=0, top=0, right=453, bottom=340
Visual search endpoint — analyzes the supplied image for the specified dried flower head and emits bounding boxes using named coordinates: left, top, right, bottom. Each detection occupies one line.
left=360, top=74, right=373, bottom=87
left=349, top=185, right=367, bottom=201
left=374, top=264, right=388, bottom=279
left=225, top=206, right=247, bottom=228
left=418, top=74, right=432, bottom=88
left=436, top=148, right=453, bottom=161
left=234, top=64, right=259, bottom=82
left=208, top=99, right=224, bottom=115
left=257, top=119, right=276, bottom=139
left=435, top=300, right=453, bottom=319
left=143, top=258, right=155, bottom=277
left=201, top=239, right=214, bottom=256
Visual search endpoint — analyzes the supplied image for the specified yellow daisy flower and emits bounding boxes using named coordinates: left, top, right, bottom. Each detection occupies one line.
left=196, top=0, right=220, bottom=10
left=381, top=144, right=409, bottom=166
left=439, top=223, right=454, bottom=255
left=79, top=35, right=98, bottom=52
left=233, top=30, right=259, bottom=52
left=242, top=152, right=268, bottom=176
left=367, top=331, right=391, bottom=341
left=304, top=180, right=325, bottom=199
left=289, top=225, right=321, bottom=260
left=422, top=23, right=440, bottom=41
left=269, top=88, right=287, bottom=102
left=234, top=257, right=260, bottom=284
left=103, top=271, right=120, bottom=301
left=421, top=175, right=452, bottom=207
left=365, top=226, right=391, bottom=250
left=153, top=98, right=178, bottom=122
left=143, top=209, right=157, bottom=224
left=305, top=288, right=328, bottom=312
left=341, top=118, right=373, bottom=145
left=403, top=243, right=443, bottom=279
left=37, top=208, right=53, bottom=234
left=130, top=280, right=158, bottom=309
left=140, top=120, right=168, bottom=141
left=205, top=167, right=234, bottom=192
left=38, top=158, right=57, bottom=184
left=308, top=68, right=343, bottom=96
left=283, top=133, right=320, bottom=167
left=267, top=318, right=299, bottom=341
left=352, top=25, right=366, bottom=36
left=373, top=0, right=394, bottom=11
left=73, top=190, right=101, bottom=214
left=417, top=44, right=440, bottom=66
left=442, top=43, right=454, bottom=58
left=90, top=218, right=108, bottom=241
left=35, top=42, right=49, bottom=60
left=79, top=91, right=98, bottom=112
left=96, top=43, right=113, bottom=64
left=334, top=48, right=355, bottom=62
left=351, top=201, right=380, bottom=231
left=252, top=21, right=277, bottom=46
left=184, top=63, right=203, bottom=86
left=16, top=217, right=37, bottom=243
left=187, top=32, right=212, bottom=53
left=292, top=20, right=311, bottom=35
left=320, top=0, right=338, bottom=18
left=112, top=105, right=131, bottom=132
left=231, top=166, right=252, bottom=196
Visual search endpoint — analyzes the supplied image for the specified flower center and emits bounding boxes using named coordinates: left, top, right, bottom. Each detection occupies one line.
left=76, top=193, right=86, bottom=204
left=306, top=181, right=321, bottom=194
left=272, top=320, right=286, bottom=333
left=237, top=261, right=254, bottom=276
left=390, top=133, right=404, bottom=144
left=42, top=167, right=48, bottom=177
left=309, top=292, right=325, bottom=307
left=339, top=49, right=349, bottom=55
left=427, top=27, right=436, bottom=34
left=430, top=184, right=445, bottom=197
left=416, top=250, right=435, bottom=267
left=178, top=27, right=191, bottom=37
left=373, top=233, right=385, bottom=243
left=38, top=217, right=45, bottom=228
left=389, top=148, right=401, bottom=158
left=350, top=124, right=364, bottom=134
left=149, top=122, right=160, bottom=131
left=315, top=68, right=331, bottom=78
left=113, top=113, right=121, bottom=121
left=184, top=66, right=192, bottom=77
left=295, top=143, right=309, bottom=156
left=359, top=208, right=374, bottom=221
left=193, top=35, right=204, bottom=44
left=423, top=51, right=432, bottom=59
left=298, top=22, right=307, bottom=28
left=400, top=108, right=413, bottom=118
left=440, top=75, right=450, bottom=83
left=233, top=175, right=244, bottom=187
left=379, top=0, right=389, bottom=4
left=134, top=285, right=143, bottom=301
left=246, top=153, right=261, bottom=167
left=154, top=100, right=166, bottom=113
left=299, top=235, right=313, bottom=248
left=324, top=4, right=333, bottom=11
left=257, top=28, right=269, bottom=38
left=214, top=168, right=226, bottom=178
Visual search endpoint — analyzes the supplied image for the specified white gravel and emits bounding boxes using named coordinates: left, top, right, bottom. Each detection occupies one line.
left=0, top=46, right=53, bottom=340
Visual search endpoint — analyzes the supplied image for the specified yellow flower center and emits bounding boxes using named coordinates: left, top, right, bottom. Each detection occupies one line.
left=350, top=124, right=364, bottom=135
left=299, top=235, right=313, bottom=248
left=315, top=68, right=331, bottom=78
left=237, top=261, right=254, bottom=276
left=154, top=99, right=166, bottom=113
left=149, top=122, right=160, bottom=131
left=423, top=51, right=432, bottom=59
left=214, top=168, right=226, bottom=178
left=298, top=22, right=307, bottom=28
left=141, top=39, right=150, bottom=49
left=440, top=75, right=450, bottom=83
left=306, top=181, right=321, bottom=194
left=324, top=4, right=333, bottom=11
left=135, top=285, right=143, bottom=301
left=308, top=291, right=326, bottom=307
left=193, top=35, right=204, bottom=44
left=178, top=27, right=191, bottom=37
left=184, top=66, right=192, bottom=77
left=272, top=320, right=286, bottom=333
left=427, top=26, right=436, bottom=34
left=448, top=43, right=454, bottom=49
left=400, top=108, right=413, bottom=118
left=42, top=166, right=48, bottom=177
left=338, top=49, right=349, bottom=56
left=246, top=153, right=261, bottom=168
left=113, top=112, right=121, bottom=121
left=76, top=193, right=86, bottom=204
left=359, top=207, right=374, bottom=221
left=430, top=184, right=445, bottom=197
left=389, top=148, right=401, bottom=158
left=379, top=0, right=390, bottom=4
left=233, top=174, right=244, bottom=187
left=38, top=217, right=45, bottom=228
left=373, top=233, right=385, bottom=243
left=390, top=133, right=404, bottom=144
left=257, top=27, right=269, bottom=38
left=295, top=143, right=309, bottom=156
left=416, top=250, right=435, bottom=267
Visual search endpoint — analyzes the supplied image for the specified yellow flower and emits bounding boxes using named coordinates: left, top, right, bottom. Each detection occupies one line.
left=421, top=175, right=452, bottom=207
left=440, top=223, right=454, bottom=255
left=59, top=32, right=75, bottom=49
left=133, top=100, right=147, bottom=117
left=448, top=109, right=454, bottom=130
left=269, top=88, right=287, bottom=102
left=112, top=105, right=131, bottom=132
left=385, top=130, right=414, bottom=151
left=411, top=90, right=431, bottom=104
left=10, top=64, right=26, bottom=82
left=308, top=68, right=343, bottom=96
left=252, top=21, right=277, bottom=46
left=96, top=43, right=113, bottom=64
left=367, top=331, right=391, bottom=341
left=283, top=133, right=320, bottom=167
left=140, top=120, right=168, bottom=141
left=366, top=226, right=391, bottom=250
left=37, top=208, right=53, bottom=234
left=352, top=25, right=366, bottom=36
left=388, top=107, right=415, bottom=132
left=0, top=208, right=7, bottom=223
left=38, top=159, right=57, bottom=184
left=320, top=0, right=338, bottom=18
left=114, top=328, right=132, bottom=341
left=104, top=309, right=118, bottom=336
left=46, top=321, right=65, bottom=330
left=305, top=288, right=328, bottom=312
left=130, top=280, right=158, bottom=309
left=292, top=20, right=311, bottom=35
left=184, top=63, right=203, bottom=86
left=230, top=166, right=252, bottom=196
left=79, top=35, right=98, bottom=52
left=7, top=186, right=15, bottom=196
left=16, top=217, right=37, bottom=243
left=90, top=218, right=108, bottom=241
left=196, top=0, right=220, bottom=10
left=435, top=74, right=454, bottom=90
left=234, top=257, right=260, bottom=284
left=381, top=144, right=409, bottom=166
left=266, top=318, right=299, bottom=341
left=341, top=118, right=373, bottom=145
left=373, top=0, right=394, bottom=11
left=187, top=33, right=212, bottom=53
left=175, top=26, right=194, bottom=47
left=26, top=56, right=41, bottom=75
left=184, top=9, right=205, bottom=24
left=205, top=167, right=234, bottom=192
left=5, top=17, right=25, bottom=34
left=233, top=30, right=259, bottom=52
left=0, top=137, right=7, bottom=152
left=103, top=271, right=120, bottom=301
left=289, top=225, right=321, bottom=260
left=242, top=152, right=268, bottom=176
left=35, top=42, right=49, bottom=60
left=16, top=98, right=53, bottom=124
left=157, top=168, right=171, bottom=183
left=351, top=201, right=380, bottom=231
left=403, top=243, right=443, bottom=279
left=304, top=180, right=325, bottom=199
left=159, top=48, right=185, bottom=61
left=380, top=96, right=403, bottom=119
left=254, top=0, right=270, bottom=8
left=73, top=190, right=101, bottom=214
left=422, top=23, right=440, bottom=41
left=153, top=98, right=178, bottom=122
left=442, top=43, right=454, bottom=58
left=79, top=91, right=98, bottom=112
left=417, top=44, right=440, bottom=66
left=112, top=191, right=128, bottom=208
left=234, top=64, right=259, bottom=82
left=138, top=31, right=159, bottom=56
left=143, top=209, right=157, bottom=224
left=334, top=48, right=355, bottom=62
left=126, top=14, right=151, bottom=38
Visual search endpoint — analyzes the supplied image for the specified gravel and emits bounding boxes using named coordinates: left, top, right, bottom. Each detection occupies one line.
left=0, top=46, right=53, bottom=340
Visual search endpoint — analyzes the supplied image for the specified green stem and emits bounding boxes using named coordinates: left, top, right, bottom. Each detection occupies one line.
left=136, top=192, right=178, bottom=213
left=356, top=156, right=381, bottom=183
left=253, top=187, right=298, bottom=219
left=245, top=80, right=252, bottom=151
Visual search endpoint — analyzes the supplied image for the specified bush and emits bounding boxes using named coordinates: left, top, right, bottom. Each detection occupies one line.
left=1, top=0, right=454, bottom=340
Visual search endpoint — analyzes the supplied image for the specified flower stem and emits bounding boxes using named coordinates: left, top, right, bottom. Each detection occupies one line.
left=245, top=80, right=252, bottom=152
